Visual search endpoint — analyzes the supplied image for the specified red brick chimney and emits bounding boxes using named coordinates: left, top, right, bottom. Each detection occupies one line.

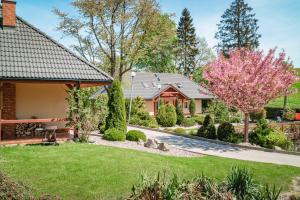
left=1, top=0, right=16, bottom=28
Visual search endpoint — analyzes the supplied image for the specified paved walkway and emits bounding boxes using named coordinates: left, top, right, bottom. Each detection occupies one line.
left=128, top=126, right=300, bottom=167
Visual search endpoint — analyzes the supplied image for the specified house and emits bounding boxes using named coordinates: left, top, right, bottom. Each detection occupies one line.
left=123, top=72, right=214, bottom=116
left=0, top=0, right=112, bottom=141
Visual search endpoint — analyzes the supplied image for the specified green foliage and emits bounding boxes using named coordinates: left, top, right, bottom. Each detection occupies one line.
left=106, top=80, right=127, bottom=133
left=126, top=96, right=147, bottom=118
left=193, top=114, right=206, bottom=125
left=283, top=108, right=296, bottom=121
left=197, top=115, right=217, bottom=139
left=126, top=130, right=147, bottom=142
left=215, top=0, right=261, bottom=55
left=176, top=8, right=199, bottom=76
left=261, top=185, right=282, bottom=200
left=250, top=109, right=266, bottom=122
left=103, top=128, right=126, bottom=141
left=175, top=99, right=184, bottom=125
left=250, top=119, right=293, bottom=150
left=173, top=127, right=186, bottom=134
left=189, top=99, right=196, bottom=117
left=217, top=122, right=242, bottom=143
left=66, top=88, right=108, bottom=141
left=206, top=100, right=230, bottom=123
left=226, top=167, right=260, bottom=200
left=181, top=118, right=196, bottom=127
left=156, top=104, right=177, bottom=127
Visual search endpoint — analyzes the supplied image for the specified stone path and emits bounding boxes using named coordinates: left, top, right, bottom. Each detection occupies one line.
left=128, top=126, right=300, bottom=167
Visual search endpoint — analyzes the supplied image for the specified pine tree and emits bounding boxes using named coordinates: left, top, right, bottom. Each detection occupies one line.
left=189, top=99, right=196, bottom=117
left=176, top=8, right=199, bottom=76
left=215, top=0, right=261, bottom=55
left=105, top=80, right=127, bottom=133
left=175, top=99, right=184, bottom=125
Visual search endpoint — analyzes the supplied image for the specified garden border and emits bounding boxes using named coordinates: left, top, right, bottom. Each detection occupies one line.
left=129, top=124, right=300, bottom=156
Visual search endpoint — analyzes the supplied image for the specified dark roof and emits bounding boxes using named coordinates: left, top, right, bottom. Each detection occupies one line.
left=122, top=72, right=215, bottom=100
left=0, top=7, right=112, bottom=82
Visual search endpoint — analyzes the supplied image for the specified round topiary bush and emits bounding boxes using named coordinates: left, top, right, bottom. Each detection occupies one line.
left=181, top=118, right=196, bottom=127
left=103, top=128, right=126, bottom=141
left=156, top=104, right=177, bottom=127
left=126, top=130, right=147, bottom=142
left=217, top=122, right=236, bottom=141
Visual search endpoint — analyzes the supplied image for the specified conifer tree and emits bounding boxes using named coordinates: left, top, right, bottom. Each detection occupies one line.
left=215, top=0, right=261, bottom=55
left=106, top=80, right=127, bottom=133
left=176, top=8, right=199, bottom=76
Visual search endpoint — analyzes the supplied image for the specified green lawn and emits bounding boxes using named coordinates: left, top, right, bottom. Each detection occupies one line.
left=0, top=144, right=299, bottom=200
left=267, top=68, right=300, bottom=109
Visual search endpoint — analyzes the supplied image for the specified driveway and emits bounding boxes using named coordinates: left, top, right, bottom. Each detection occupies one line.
left=128, top=126, right=300, bottom=167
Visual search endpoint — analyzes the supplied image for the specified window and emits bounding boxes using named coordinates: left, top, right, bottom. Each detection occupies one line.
left=184, top=102, right=188, bottom=109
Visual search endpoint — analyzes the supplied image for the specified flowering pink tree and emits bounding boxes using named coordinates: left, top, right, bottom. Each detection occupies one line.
left=204, top=48, right=298, bottom=142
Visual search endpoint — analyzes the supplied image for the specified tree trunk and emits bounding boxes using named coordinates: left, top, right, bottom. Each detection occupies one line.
left=243, top=113, right=250, bottom=143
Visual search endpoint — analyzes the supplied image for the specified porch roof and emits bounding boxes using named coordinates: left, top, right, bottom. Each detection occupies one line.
left=0, top=7, right=112, bottom=83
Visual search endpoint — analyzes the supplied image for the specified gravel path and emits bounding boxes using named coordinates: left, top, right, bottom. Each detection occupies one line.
left=128, top=126, right=300, bottom=167
left=89, top=134, right=201, bottom=157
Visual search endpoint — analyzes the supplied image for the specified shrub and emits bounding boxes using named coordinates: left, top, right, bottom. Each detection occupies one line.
left=265, top=130, right=294, bottom=150
left=197, top=115, right=217, bottom=139
left=105, top=80, right=127, bottom=133
left=283, top=108, right=296, bottom=121
left=156, top=104, right=177, bottom=127
left=206, top=100, right=230, bottom=123
left=193, top=114, right=205, bottom=124
left=250, top=109, right=266, bottom=122
left=181, top=118, right=196, bottom=127
left=103, top=128, right=126, bottom=141
left=175, top=99, right=184, bottom=125
left=189, top=99, right=196, bottom=117
left=217, top=122, right=242, bottom=143
left=174, top=128, right=186, bottom=134
left=126, top=130, right=146, bottom=142
left=226, top=167, right=260, bottom=200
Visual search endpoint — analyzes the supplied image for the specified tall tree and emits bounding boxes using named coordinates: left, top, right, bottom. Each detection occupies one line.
left=135, top=14, right=177, bottom=73
left=54, top=0, right=172, bottom=81
left=204, top=48, right=298, bottom=142
left=176, top=8, right=198, bottom=76
left=215, top=0, right=261, bottom=55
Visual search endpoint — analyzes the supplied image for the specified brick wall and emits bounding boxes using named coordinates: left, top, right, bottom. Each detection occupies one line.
left=1, top=82, right=16, bottom=139
left=2, top=0, right=17, bottom=27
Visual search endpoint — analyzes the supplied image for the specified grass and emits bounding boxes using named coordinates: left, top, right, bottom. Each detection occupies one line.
left=267, top=68, right=300, bottom=109
left=0, top=144, right=299, bottom=200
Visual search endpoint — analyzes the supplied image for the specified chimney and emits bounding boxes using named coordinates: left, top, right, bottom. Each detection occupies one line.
left=189, top=74, right=193, bottom=81
left=1, top=0, right=16, bottom=28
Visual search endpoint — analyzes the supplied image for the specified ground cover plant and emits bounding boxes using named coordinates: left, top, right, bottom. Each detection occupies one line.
left=126, top=130, right=147, bottom=142
left=0, top=144, right=299, bottom=200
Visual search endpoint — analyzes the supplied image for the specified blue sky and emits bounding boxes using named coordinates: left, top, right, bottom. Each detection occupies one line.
left=16, top=0, right=300, bottom=67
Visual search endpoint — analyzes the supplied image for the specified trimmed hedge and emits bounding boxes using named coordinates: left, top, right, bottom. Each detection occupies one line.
left=103, top=128, right=126, bottom=141
left=126, top=130, right=147, bottom=142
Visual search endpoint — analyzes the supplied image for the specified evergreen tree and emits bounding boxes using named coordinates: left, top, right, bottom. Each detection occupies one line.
left=215, top=0, right=261, bottom=55
left=176, top=8, right=199, bottom=76
left=175, top=99, right=184, bottom=125
left=189, top=99, right=196, bottom=117
left=106, top=80, right=127, bottom=133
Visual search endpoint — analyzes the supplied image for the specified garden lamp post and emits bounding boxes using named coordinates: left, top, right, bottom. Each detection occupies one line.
left=128, top=71, right=136, bottom=122
left=157, top=84, right=162, bottom=110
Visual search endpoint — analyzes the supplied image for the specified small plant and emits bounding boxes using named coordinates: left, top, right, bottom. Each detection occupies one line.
left=265, top=130, right=294, bottom=150
left=197, top=115, right=217, bottom=139
left=261, top=185, right=282, bottom=200
left=156, top=104, right=177, bottom=127
left=193, top=114, right=205, bottom=125
left=103, top=128, right=126, bottom=141
left=217, top=122, right=242, bottom=143
left=250, top=109, right=266, bottom=122
left=226, top=166, right=259, bottom=200
left=181, top=118, right=196, bottom=127
left=174, top=128, right=186, bottom=134
left=126, top=130, right=147, bottom=142
left=189, top=99, right=196, bottom=117
left=283, top=108, right=296, bottom=121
